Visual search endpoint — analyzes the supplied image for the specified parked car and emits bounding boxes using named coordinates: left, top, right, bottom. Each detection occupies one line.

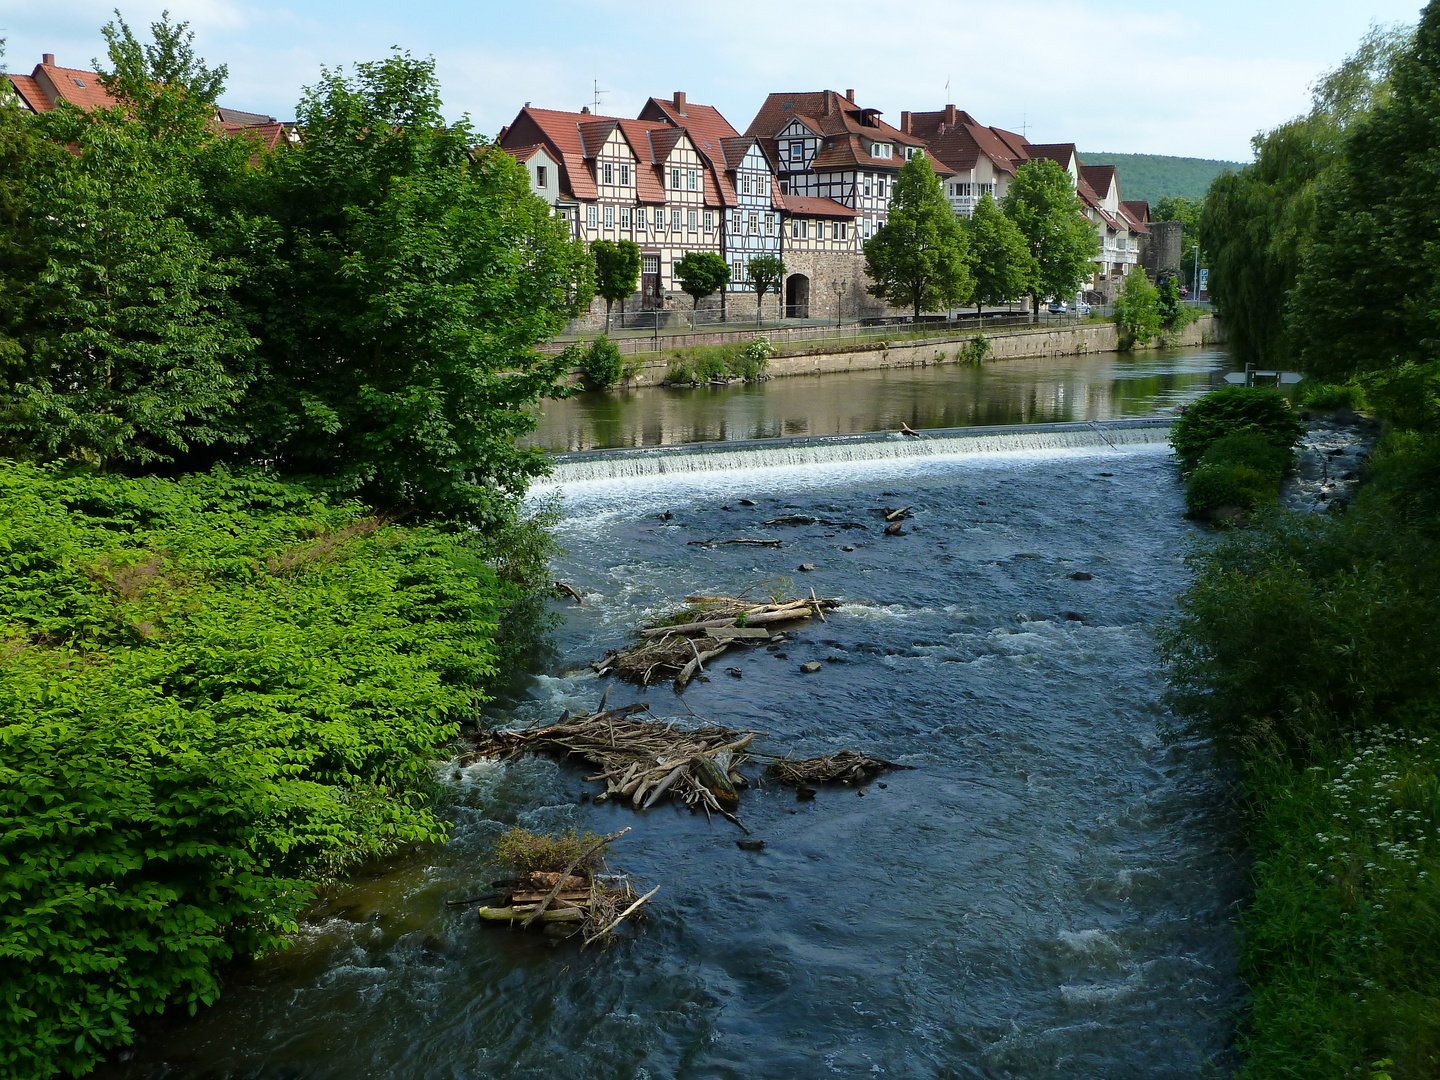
left=1047, top=301, right=1068, bottom=314
left=1076, top=302, right=1093, bottom=316
left=1179, top=285, right=1190, bottom=298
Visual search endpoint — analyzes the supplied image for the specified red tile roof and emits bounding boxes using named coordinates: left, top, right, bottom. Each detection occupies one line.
left=4, top=73, right=51, bottom=113
left=499, top=105, right=725, bottom=207
left=779, top=194, right=856, bottom=218
left=745, top=90, right=923, bottom=173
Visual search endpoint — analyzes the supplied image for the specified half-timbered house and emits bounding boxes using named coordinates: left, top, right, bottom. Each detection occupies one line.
left=499, top=105, right=726, bottom=325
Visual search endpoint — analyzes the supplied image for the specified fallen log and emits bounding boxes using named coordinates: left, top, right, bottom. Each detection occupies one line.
left=477, top=905, right=585, bottom=922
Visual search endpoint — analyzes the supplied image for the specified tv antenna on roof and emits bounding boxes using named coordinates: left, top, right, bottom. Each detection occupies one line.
left=592, top=78, right=608, bottom=115
left=1021, top=111, right=1029, bottom=139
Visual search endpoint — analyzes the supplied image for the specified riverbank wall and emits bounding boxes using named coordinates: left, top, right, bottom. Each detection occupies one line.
left=569, top=315, right=1224, bottom=389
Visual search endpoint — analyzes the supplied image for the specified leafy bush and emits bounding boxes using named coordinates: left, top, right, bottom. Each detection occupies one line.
left=959, top=334, right=992, bottom=364
left=1301, top=381, right=1368, bottom=410
left=0, top=462, right=504, bottom=1078
left=1171, top=386, right=1305, bottom=472
left=492, top=827, right=609, bottom=875
left=1113, top=269, right=1162, bottom=346
left=1184, top=462, right=1280, bottom=517
left=581, top=335, right=625, bottom=389
left=663, top=340, right=772, bottom=385
left=664, top=357, right=697, bottom=384
left=1200, top=433, right=1296, bottom=477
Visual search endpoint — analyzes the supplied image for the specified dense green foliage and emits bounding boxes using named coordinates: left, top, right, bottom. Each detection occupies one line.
left=0, top=463, right=506, bottom=1077
left=1078, top=152, right=1242, bottom=202
left=1164, top=18, right=1440, bottom=1068
left=592, top=239, right=641, bottom=328
left=1112, top=269, right=1162, bottom=345
left=664, top=337, right=772, bottom=384
left=1001, top=158, right=1100, bottom=320
left=1183, top=434, right=1289, bottom=518
left=1170, top=385, right=1304, bottom=472
left=580, top=335, right=625, bottom=389
left=1288, top=15, right=1440, bottom=380
left=1200, top=24, right=1411, bottom=368
left=864, top=154, right=973, bottom=317
left=673, top=251, right=730, bottom=310
left=0, top=27, right=592, bottom=527
left=963, top=192, right=1034, bottom=315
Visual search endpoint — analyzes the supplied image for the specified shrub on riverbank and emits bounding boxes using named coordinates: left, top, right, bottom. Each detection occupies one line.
left=581, top=336, right=625, bottom=389
left=1171, top=386, right=1305, bottom=473
left=1163, top=434, right=1440, bottom=1076
left=663, top=338, right=772, bottom=384
left=0, top=463, right=507, bottom=1078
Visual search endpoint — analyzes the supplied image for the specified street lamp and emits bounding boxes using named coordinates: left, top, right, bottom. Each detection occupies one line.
left=831, top=278, right=847, bottom=328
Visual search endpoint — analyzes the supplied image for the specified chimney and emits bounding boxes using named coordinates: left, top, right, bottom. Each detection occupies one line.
left=945, top=104, right=956, bottom=125
left=581, top=105, right=590, bottom=115
left=673, top=91, right=687, bottom=114
left=42, top=53, right=55, bottom=66
left=900, top=110, right=912, bottom=135
left=845, top=89, right=855, bottom=103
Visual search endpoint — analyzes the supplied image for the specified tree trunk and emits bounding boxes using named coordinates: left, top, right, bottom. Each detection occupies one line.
left=605, top=298, right=613, bottom=333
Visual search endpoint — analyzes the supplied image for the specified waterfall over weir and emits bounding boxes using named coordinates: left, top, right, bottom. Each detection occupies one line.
left=536, top=417, right=1174, bottom=488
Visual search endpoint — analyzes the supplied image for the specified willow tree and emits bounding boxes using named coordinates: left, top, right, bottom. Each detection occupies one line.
left=1201, top=23, right=1411, bottom=368
left=864, top=153, right=972, bottom=317
left=1001, top=158, right=1099, bottom=321
left=1289, top=16, right=1436, bottom=380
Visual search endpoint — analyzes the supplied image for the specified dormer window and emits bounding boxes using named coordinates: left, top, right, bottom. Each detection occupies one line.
left=536, top=165, right=547, bottom=187
left=687, top=169, right=698, bottom=191
left=671, top=167, right=682, bottom=189
left=869, top=142, right=892, bottom=159
left=741, top=174, right=752, bottom=196
left=602, top=162, right=614, bottom=185
left=620, top=164, right=630, bottom=186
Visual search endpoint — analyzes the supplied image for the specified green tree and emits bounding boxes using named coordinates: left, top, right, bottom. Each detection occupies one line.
left=1001, top=157, right=1100, bottom=321
left=964, top=191, right=1035, bottom=316
left=0, top=16, right=260, bottom=468
left=1112, top=270, right=1162, bottom=346
left=592, top=238, right=640, bottom=331
left=1201, top=23, right=1411, bottom=368
left=1288, top=14, right=1440, bottom=381
left=98, top=12, right=227, bottom=135
left=746, top=253, right=785, bottom=326
left=863, top=154, right=973, bottom=318
left=674, top=251, right=730, bottom=310
left=239, top=52, right=593, bottom=528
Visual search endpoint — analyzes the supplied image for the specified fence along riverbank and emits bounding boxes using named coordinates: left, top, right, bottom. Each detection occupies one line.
left=534, top=417, right=1174, bottom=487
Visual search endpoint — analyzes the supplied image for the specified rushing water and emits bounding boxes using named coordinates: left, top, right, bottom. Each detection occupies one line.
left=105, top=434, right=1243, bottom=1080
left=526, top=345, right=1231, bottom=451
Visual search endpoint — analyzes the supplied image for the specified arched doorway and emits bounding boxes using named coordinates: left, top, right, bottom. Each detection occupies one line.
left=785, top=274, right=810, bottom=319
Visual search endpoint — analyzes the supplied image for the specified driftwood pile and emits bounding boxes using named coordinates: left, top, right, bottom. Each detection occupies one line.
left=593, top=593, right=841, bottom=688
left=475, top=827, right=658, bottom=946
left=765, top=750, right=908, bottom=786
left=468, top=704, right=758, bottom=827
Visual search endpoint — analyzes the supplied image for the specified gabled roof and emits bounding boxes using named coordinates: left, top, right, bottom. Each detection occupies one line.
left=1122, top=199, right=1150, bottom=223
left=505, top=143, right=548, bottom=164
left=498, top=105, right=725, bottom=206
left=1079, top=163, right=1116, bottom=200
left=745, top=90, right=923, bottom=173
left=779, top=194, right=856, bottom=218
left=4, top=74, right=52, bottom=113
left=221, top=121, right=292, bottom=153
left=8, top=60, right=119, bottom=113
left=904, top=106, right=1029, bottom=180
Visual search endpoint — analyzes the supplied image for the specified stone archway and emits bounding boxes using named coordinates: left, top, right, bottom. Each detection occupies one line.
left=785, top=273, right=810, bottom=320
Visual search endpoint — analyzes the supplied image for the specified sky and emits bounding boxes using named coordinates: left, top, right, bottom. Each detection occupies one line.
left=0, top=0, right=1427, bottom=162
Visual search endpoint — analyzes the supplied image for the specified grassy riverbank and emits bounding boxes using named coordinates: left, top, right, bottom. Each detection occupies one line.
left=1163, top=430, right=1440, bottom=1077
left=0, top=463, right=523, bottom=1077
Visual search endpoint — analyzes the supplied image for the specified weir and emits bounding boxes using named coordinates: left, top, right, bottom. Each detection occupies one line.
left=537, top=416, right=1174, bottom=487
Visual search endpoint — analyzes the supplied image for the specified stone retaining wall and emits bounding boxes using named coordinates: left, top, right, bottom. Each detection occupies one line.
left=577, top=314, right=1225, bottom=389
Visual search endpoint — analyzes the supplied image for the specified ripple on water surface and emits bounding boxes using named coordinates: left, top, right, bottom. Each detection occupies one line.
left=103, top=443, right=1243, bottom=1080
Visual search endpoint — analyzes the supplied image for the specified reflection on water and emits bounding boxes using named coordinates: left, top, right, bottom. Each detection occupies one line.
left=527, top=345, right=1230, bottom=451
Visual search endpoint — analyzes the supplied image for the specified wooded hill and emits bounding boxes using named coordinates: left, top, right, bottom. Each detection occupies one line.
left=1079, top=152, right=1242, bottom=202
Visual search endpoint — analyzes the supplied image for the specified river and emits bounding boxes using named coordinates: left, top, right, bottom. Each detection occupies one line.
left=104, top=423, right=1243, bottom=1079
left=526, top=344, right=1230, bottom=451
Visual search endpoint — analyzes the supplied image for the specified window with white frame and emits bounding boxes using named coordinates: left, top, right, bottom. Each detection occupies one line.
left=793, top=219, right=808, bottom=240
left=672, top=209, right=683, bottom=230
left=729, top=211, right=740, bottom=233
left=536, top=165, right=547, bottom=187
left=952, top=182, right=972, bottom=198
left=790, top=141, right=804, bottom=163
left=980, top=182, right=994, bottom=197
left=765, top=214, right=776, bottom=235
left=877, top=177, right=886, bottom=199
left=603, top=205, right=614, bottom=228
left=671, top=168, right=682, bottom=189
left=655, top=207, right=666, bottom=229
left=863, top=217, right=872, bottom=238
left=687, top=169, right=698, bottom=191
left=741, top=174, right=752, bottom=196
left=688, top=210, right=698, bottom=232
left=835, top=222, right=847, bottom=240
left=870, top=142, right=892, bottom=159
left=602, top=162, right=614, bottom=185
left=733, top=259, right=745, bottom=283
left=863, top=176, right=873, bottom=197
left=619, top=164, right=630, bottom=186
left=586, top=205, right=598, bottom=228
left=703, top=211, right=714, bottom=232
left=620, top=207, right=631, bottom=229
left=1116, top=235, right=1127, bottom=250
left=759, top=174, right=768, bottom=195
left=748, top=213, right=759, bottom=234
left=642, top=255, right=659, bottom=275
